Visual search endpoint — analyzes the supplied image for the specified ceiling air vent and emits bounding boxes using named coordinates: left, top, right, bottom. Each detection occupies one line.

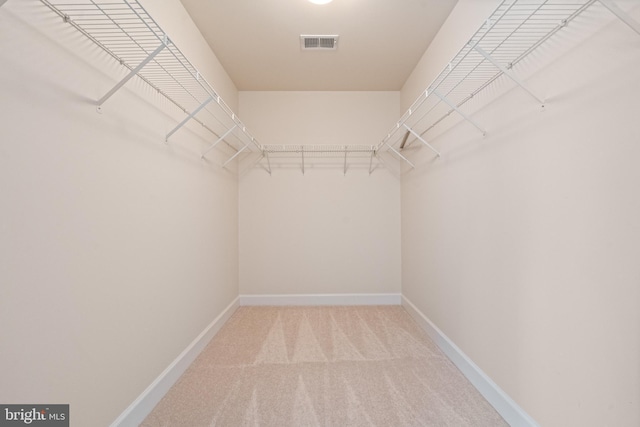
left=301, top=35, right=339, bottom=50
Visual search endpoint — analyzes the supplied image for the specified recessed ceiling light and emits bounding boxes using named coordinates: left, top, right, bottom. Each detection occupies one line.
left=308, top=0, right=333, bottom=5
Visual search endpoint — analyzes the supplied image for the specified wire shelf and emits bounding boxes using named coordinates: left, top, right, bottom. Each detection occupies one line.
left=39, top=0, right=638, bottom=172
left=260, top=145, right=378, bottom=175
left=378, top=0, right=636, bottom=162
left=263, top=144, right=376, bottom=157
left=40, top=0, right=261, bottom=163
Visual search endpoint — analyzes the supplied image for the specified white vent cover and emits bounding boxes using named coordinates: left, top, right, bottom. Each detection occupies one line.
left=300, top=35, right=339, bottom=50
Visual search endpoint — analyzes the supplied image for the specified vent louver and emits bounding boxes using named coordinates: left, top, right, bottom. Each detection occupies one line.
left=301, top=35, right=339, bottom=50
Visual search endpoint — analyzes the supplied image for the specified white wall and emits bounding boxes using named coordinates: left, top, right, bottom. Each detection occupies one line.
left=0, top=2, right=239, bottom=426
left=238, top=92, right=401, bottom=297
left=400, top=1, right=640, bottom=426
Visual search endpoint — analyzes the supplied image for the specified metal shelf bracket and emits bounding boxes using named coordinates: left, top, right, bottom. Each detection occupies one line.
left=368, top=150, right=375, bottom=175
left=388, top=146, right=415, bottom=169
left=403, top=125, right=441, bottom=157
left=41, top=0, right=261, bottom=166
left=201, top=125, right=237, bottom=159
left=97, top=39, right=168, bottom=107
left=431, top=89, right=486, bottom=136
left=265, top=152, right=272, bottom=176
left=223, top=140, right=252, bottom=168
left=166, top=95, right=214, bottom=142
left=471, top=44, right=545, bottom=105
left=344, top=147, right=348, bottom=175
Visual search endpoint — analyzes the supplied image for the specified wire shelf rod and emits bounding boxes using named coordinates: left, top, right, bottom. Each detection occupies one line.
left=387, top=146, right=415, bottom=169
left=377, top=0, right=516, bottom=149
left=261, top=145, right=376, bottom=154
left=377, top=0, right=603, bottom=157
left=40, top=0, right=263, bottom=160
left=380, top=0, right=519, bottom=148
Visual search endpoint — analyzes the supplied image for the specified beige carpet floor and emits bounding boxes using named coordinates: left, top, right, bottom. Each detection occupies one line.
left=141, top=306, right=507, bottom=426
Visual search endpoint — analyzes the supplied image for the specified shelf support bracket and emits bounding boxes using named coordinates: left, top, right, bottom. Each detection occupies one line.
left=166, top=95, right=214, bottom=142
left=431, top=89, right=486, bottom=136
left=472, top=44, right=545, bottom=105
left=265, top=151, right=272, bottom=176
left=222, top=143, right=250, bottom=168
left=369, top=149, right=375, bottom=175
left=598, top=0, right=640, bottom=36
left=201, top=125, right=237, bottom=159
left=387, top=146, right=415, bottom=169
left=344, top=146, right=348, bottom=176
left=97, top=40, right=167, bottom=106
left=403, top=125, right=441, bottom=157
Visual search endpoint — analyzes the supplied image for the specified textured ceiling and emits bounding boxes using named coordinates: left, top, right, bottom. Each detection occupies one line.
left=179, top=0, right=459, bottom=91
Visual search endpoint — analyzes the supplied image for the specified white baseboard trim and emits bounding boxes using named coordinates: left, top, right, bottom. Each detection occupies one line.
left=402, top=295, right=539, bottom=427
left=239, top=293, right=401, bottom=306
left=110, top=296, right=240, bottom=427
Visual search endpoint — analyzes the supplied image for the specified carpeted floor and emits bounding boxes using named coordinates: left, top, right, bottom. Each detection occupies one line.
left=141, top=306, right=507, bottom=426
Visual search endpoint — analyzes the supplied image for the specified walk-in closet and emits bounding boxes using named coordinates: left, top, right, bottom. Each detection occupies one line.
left=1, top=0, right=638, bottom=425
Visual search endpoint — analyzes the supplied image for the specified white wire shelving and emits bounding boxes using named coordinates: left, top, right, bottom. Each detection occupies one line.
left=261, top=144, right=377, bottom=175
left=40, top=0, right=261, bottom=165
left=378, top=0, right=640, bottom=167
left=38, top=0, right=639, bottom=173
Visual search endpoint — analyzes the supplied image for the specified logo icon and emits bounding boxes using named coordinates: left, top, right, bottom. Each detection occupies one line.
left=1, top=405, right=69, bottom=426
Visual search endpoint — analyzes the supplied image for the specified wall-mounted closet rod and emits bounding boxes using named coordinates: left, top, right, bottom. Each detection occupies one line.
left=374, top=0, right=633, bottom=169
left=408, top=1, right=598, bottom=144
left=440, top=0, right=638, bottom=130
left=125, top=0, right=260, bottom=152
left=46, top=6, right=174, bottom=104
left=261, top=145, right=376, bottom=154
left=40, top=0, right=262, bottom=164
left=393, top=9, right=531, bottom=149
left=259, top=144, right=378, bottom=175
left=377, top=0, right=518, bottom=152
